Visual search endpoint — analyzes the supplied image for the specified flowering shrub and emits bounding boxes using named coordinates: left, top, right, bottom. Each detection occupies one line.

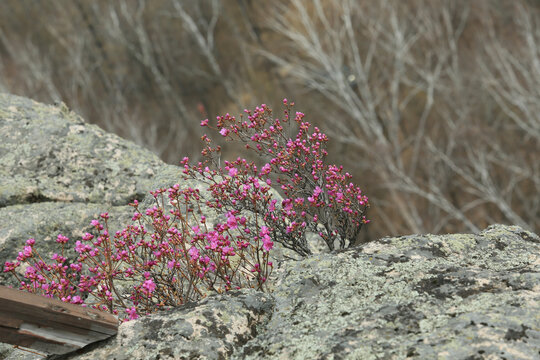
left=3, top=100, right=369, bottom=321
left=192, top=99, right=369, bottom=255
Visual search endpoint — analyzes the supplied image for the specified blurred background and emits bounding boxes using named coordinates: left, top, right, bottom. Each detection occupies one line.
left=0, top=0, right=538, bottom=241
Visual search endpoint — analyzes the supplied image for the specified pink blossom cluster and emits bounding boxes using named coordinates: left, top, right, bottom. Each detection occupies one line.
left=3, top=100, right=368, bottom=321
left=196, top=99, right=369, bottom=255
left=4, top=201, right=274, bottom=321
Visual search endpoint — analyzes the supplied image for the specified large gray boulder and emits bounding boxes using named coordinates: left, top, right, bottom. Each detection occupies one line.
left=0, top=94, right=172, bottom=207
left=0, top=93, right=182, bottom=287
left=240, top=224, right=540, bottom=359
left=1, top=95, right=539, bottom=359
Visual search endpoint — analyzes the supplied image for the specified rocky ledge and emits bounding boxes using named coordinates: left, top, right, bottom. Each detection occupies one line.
left=0, top=94, right=539, bottom=359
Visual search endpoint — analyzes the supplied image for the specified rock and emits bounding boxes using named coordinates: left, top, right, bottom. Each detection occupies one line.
left=54, top=289, right=274, bottom=360
left=0, top=93, right=182, bottom=287
left=1, top=95, right=539, bottom=359
left=239, top=224, right=540, bottom=359
left=0, top=94, right=168, bottom=207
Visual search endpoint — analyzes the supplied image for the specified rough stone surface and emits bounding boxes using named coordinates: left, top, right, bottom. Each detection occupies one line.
left=0, top=94, right=167, bottom=207
left=0, top=93, right=181, bottom=286
left=1, top=94, right=539, bottom=359
left=53, top=290, right=274, bottom=360
left=239, top=224, right=540, bottom=359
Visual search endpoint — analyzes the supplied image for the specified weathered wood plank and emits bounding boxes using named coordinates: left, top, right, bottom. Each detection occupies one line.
left=0, top=285, right=118, bottom=355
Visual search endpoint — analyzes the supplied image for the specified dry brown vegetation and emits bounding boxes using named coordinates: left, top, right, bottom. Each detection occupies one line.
left=0, top=0, right=538, bottom=240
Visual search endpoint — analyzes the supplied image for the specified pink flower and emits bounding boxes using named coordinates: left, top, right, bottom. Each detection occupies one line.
left=236, top=240, right=250, bottom=249
left=260, top=163, right=271, bottom=175
left=200, top=256, right=211, bottom=265
left=3, top=261, right=18, bottom=272
left=260, top=226, right=270, bottom=236
left=200, top=119, right=209, bottom=126
left=188, top=246, right=200, bottom=261
left=142, top=279, right=156, bottom=294
left=206, top=231, right=219, bottom=250
left=226, top=212, right=238, bottom=229
left=70, top=263, right=82, bottom=272
left=21, top=246, right=32, bottom=258
left=228, top=167, right=238, bottom=177
left=75, top=241, right=90, bottom=254
left=126, top=307, right=139, bottom=320
left=282, top=199, right=293, bottom=212
left=222, top=246, right=235, bottom=256
left=262, top=236, right=273, bottom=251
left=268, top=199, right=277, bottom=212
left=56, top=234, right=69, bottom=244
left=220, top=128, right=230, bottom=136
